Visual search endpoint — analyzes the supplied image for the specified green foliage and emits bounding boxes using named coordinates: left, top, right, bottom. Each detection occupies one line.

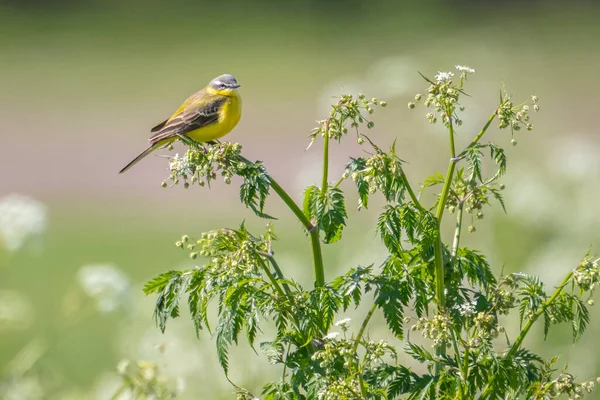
left=164, top=142, right=273, bottom=219
left=303, top=184, right=348, bottom=244
left=146, top=66, right=600, bottom=399
left=345, top=140, right=407, bottom=207
left=307, top=94, right=385, bottom=150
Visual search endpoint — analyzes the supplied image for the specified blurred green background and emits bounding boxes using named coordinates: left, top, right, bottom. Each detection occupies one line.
left=2, top=0, right=600, bottom=398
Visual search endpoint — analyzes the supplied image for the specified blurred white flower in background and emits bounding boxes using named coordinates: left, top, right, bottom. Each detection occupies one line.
left=91, top=375, right=123, bottom=400
left=0, top=194, right=47, bottom=252
left=133, top=328, right=203, bottom=379
left=366, top=56, right=421, bottom=98
left=548, top=136, right=600, bottom=182
left=0, top=290, right=34, bottom=331
left=508, top=169, right=557, bottom=224
left=77, top=264, right=131, bottom=313
left=0, top=338, right=47, bottom=399
left=317, top=76, right=366, bottom=114
left=0, top=377, right=44, bottom=400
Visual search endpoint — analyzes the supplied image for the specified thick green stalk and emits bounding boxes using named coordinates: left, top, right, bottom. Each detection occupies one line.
left=433, top=110, right=497, bottom=380
left=433, top=112, right=496, bottom=316
left=268, top=177, right=325, bottom=287
left=400, top=171, right=426, bottom=212
left=237, top=152, right=327, bottom=287
left=434, top=119, right=457, bottom=313
left=433, top=117, right=457, bottom=376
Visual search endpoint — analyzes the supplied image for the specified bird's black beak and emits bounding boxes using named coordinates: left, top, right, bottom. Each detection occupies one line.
left=231, top=83, right=241, bottom=88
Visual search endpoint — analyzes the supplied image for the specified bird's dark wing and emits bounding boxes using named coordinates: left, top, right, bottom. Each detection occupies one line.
left=149, top=96, right=228, bottom=145
left=150, top=119, right=169, bottom=132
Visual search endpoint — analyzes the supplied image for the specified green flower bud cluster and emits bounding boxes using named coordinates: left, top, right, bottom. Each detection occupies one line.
left=496, top=90, right=539, bottom=134
left=446, top=179, right=504, bottom=224
left=573, top=256, right=600, bottom=292
left=307, top=94, right=386, bottom=149
left=410, top=65, right=474, bottom=128
left=411, top=315, right=452, bottom=348
left=311, top=336, right=395, bottom=399
left=345, top=147, right=405, bottom=203
left=493, top=274, right=519, bottom=315
left=164, top=142, right=243, bottom=188
left=471, top=312, right=500, bottom=344
left=546, top=373, right=596, bottom=399
left=177, top=225, right=273, bottom=279
left=312, top=339, right=356, bottom=369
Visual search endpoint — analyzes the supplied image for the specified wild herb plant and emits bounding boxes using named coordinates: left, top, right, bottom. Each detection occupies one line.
left=144, top=66, right=600, bottom=399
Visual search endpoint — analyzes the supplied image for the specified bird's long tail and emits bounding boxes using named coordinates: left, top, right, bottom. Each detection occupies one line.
left=119, top=143, right=161, bottom=174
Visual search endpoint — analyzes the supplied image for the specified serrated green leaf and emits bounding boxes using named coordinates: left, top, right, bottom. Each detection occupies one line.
left=143, top=271, right=181, bottom=295
left=238, top=161, right=275, bottom=219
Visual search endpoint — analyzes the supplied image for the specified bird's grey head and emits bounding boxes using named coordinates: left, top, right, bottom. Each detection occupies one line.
left=209, top=74, right=240, bottom=91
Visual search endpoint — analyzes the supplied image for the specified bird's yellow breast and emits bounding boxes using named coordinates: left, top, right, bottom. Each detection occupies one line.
left=186, top=92, right=242, bottom=143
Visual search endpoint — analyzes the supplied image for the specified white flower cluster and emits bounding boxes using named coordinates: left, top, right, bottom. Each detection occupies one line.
left=0, top=194, right=47, bottom=252
left=434, top=71, right=454, bottom=82
left=456, top=302, right=476, bottom=317
left=334, top=318, right=351, bottom=328
left=77, top=264, right=130, bottom=313
left=323, top=332, right=340, bottom=340
left=455, top=65, right=476, bottom=74
left=169, top=153, right=194, bottom=177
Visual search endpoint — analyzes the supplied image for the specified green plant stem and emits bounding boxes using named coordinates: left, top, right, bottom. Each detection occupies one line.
left=462, top=344, right=470, bottom=395
left=479, top=270, right=574, bottom=400
left=450, top=201, right=465, bottom=267
left=433, top=121, right=457, bottom=313
left=258, top=252, right=292, bottom=296
left=351, top=300, right=377, bottom=398
left=432, top=118, right=457, bottom=375
left=258, top=258, right=287, bottom=298
left=400, top=170, right=425, bottom=212
left=321, top=131, right=330, bottom=194
left=265, top=176, right=325, bottom=287
left=235, top=154, right=325, bottom=287
left=282, top=342, right=291, bottom=380
left=450, top=330, right=466, bottom=399
left=507, top=271, right=574, bottom=359
left=433, top=111, right=497, bottom=375
left=358, top=374, right=368, bottom=398
left=462, top=112, right=497, bottom=155
left=352, top=304, right=377, bottom=354
left=434, top=111, right=496, bottom=311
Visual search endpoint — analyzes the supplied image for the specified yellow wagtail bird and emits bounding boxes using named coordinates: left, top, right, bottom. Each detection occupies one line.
left=119, top=74, right=242, bottom=174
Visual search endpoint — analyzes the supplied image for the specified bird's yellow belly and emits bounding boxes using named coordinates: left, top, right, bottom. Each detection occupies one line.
left=186, top=95, right=242, bottom=142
